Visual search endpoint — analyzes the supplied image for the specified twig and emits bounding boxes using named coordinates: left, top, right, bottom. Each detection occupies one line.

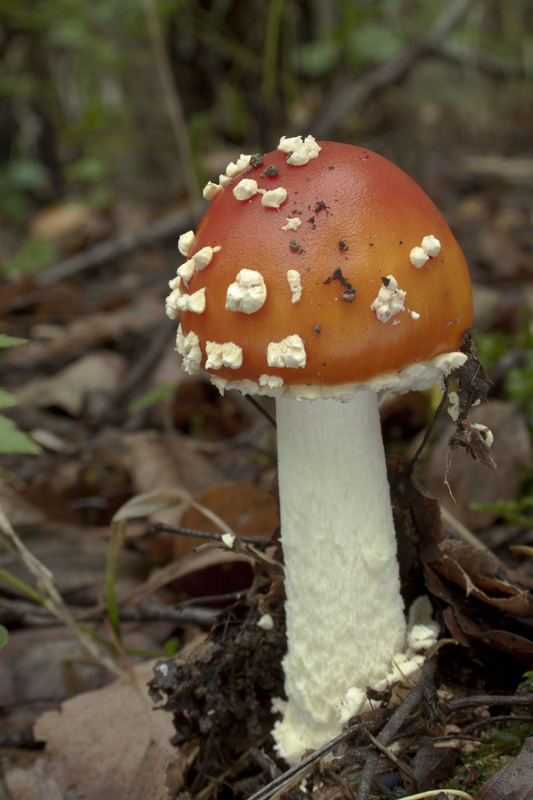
left=184, top=420, right=272, bottom=454
left=36, top=203, right=206, bottom=287
left=0, top=595, right=218, bottom=627
left=438, top=40, right=524, bottom=78
left=464, top=715, right=533, bottom=736
left=399, top=792, right=473, bottom=800
left=364, top=728, right=416, bottom=784
left=399, top=734, right=489, bottom=754
left=248, top=657, right=438, bottom=800
left=112, top=319, right=175, bottom=411
left=246, top=394, right=277, bottom=430
left=0, top=503, right=122, bottom=676
left=439, top=506, right=491, bottom=552
left=151, top=521, right=272, bottom=548
left=355, top=657, right=438, bottom=800
left=407, top=379, right=449, bottom=477
left=310, top=0, right=475, bottom=139
left=143, top=0, right=200, bottom=211
left=446, top=694, right=533, bottom=711
left=246, top=722, right=366, bottom=800
left=194, top=536, right=283, bottom=577
left=175, top=590, right=247, bottom=610
left=459, top=155, right=533, bottom=184
left=248, top=747, right=283, bottom=781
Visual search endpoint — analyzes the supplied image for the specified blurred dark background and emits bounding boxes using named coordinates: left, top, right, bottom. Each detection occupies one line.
left=1, top=0, right=532, bottom=275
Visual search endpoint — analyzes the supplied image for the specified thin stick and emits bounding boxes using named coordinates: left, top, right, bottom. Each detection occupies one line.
left=399, top=791, right=473, bottom=800
left=143, top=0, right=199, bottom=211
left=0, top=596, right=217, bottom=627
left=310, top=0, right=475, bottom=139
left=245, top=394, right=277, bottom=429
left=151, top=521, right=272, bottom=547
left=246, top=722, right=365, bottom=800
left=439, top=505, right=491, bottom=552
left=407, top=379, right=449, bottom=476
left=248, top=657, right=438, bottom=800
left=465, top=715, right=533, bottom=735
left=447, top=694, right=533, bottom=711
left=364, top=728, right=416, bottom=784
left=356, top=657, right=437, bottom=800
left=37, top=203, right=206, bottom=286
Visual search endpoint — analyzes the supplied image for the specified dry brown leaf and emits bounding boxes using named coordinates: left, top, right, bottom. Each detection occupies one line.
left=0, top=521, right=147, bottom=603
left=113, top=543, right=254, bottom=608
left=0, top=504, right=121, bottom=676
left=426, top=561, right=533, bottom=659
left=0, top=480, right=47, bottom=527
left=0, top=627, right=112, bottom=722
left=109, top=486, right=263, bottom=610
left=388, top=456, right=533, bottom=661
left=113, top=486, right=234, bottom=533
left=119, top=430, right=223, bottom=525
left=33, top=660, right=191, bottom=800
left=176, top=481, right=278, bottom=559
left=129, top=743, right=171, bottom=800
left=438, top=540, right=533, bottom=617
left=476, top=737, right=533, bottom=799
left=5, top=297, right=163, bottom=365
left=17, top=351, right=128, bottom=416
left=29, top=202, right=112, bottom=253
left=446, top=332, right=495, bottom=472
left=426, top=400, right=532, bottom=531
left=410, top=741, right=457, bottom=792
left=1, top=750, right=64, bottom=800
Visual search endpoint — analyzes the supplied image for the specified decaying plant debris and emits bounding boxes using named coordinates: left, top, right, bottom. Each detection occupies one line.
left=447, top=332, right=496, bottom=471
left=145, top=455, right=533, bottom=799
left=2, top=2, right=533, bottom=793
left=148, top=586, right=286, bottom=795
left=389, top=456, right=533, bottom=661
left=144, top=352, right=533, bottom=797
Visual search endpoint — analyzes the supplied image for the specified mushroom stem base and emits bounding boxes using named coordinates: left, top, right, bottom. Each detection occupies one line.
left=273, top=390, right=406, bottom=763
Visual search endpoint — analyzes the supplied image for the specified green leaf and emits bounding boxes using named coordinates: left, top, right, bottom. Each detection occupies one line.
left=1, top=237, right=57, bottom=278
left=0, top=625, right=8, bottom=649
left=128, top=383, right=175, bottom=413
left=294, top=39, right=341, bottom=78
left=0, top=390, right=17, bottom=410
left=0, top=334, right=27, bottom=348
left=347, top=23, right=404, bottom=67
left=0, top=415, right=40, bottom=455
left=7, top=158, right=50, bottom=191
left=163, top=636, right=179, bottom=656
left=0, top=568, right=45, bottom=605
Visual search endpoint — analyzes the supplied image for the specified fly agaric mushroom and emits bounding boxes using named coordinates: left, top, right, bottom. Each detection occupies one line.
left=166, top=137, right=473, bottom=763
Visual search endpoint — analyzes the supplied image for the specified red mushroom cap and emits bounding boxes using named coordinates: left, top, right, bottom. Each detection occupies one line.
left=174, top=140, right=473, bottom=388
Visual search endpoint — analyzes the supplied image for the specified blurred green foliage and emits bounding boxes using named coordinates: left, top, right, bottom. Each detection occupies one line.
left=472, top=324, right=533, bottom=528
left=128, top=382, right=176, bottom=413
left=0, top=158, right=51, bottom=221
left=475, top=321, right=533, bottom=431
left=473, top=331, right=510, bottom=374
left=0, top=335, right=40, bottom=455
left=447, top=698, right=533, bottom=794
left=2, top=236, right=57, bottom=276
left=471, top=495, right=533, bottom=530
left=1, top=0, right=148, bottom=220
left=0, top=0, right=531, bottom=228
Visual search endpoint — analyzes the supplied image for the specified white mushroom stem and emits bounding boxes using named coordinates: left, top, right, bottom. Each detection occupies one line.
left=273, top=389, right=406, bottom=763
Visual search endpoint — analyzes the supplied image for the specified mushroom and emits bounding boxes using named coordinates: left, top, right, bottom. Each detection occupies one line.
left=167, top=137, right=473, bottom=763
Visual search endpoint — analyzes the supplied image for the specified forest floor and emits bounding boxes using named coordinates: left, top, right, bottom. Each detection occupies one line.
left=1, top=129, right=533, bottom=800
